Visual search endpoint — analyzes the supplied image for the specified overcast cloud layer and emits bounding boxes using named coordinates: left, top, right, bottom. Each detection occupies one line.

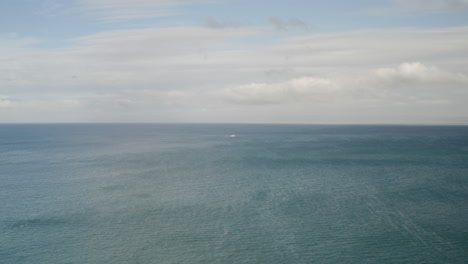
left=1, top=0, right=468, bottom=124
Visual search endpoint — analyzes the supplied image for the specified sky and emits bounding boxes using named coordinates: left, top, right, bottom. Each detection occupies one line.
left=1, top=0, right=468, bottom=124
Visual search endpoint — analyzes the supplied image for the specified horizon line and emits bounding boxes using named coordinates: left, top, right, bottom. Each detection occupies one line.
left=1, top=122, right=468, bottom=126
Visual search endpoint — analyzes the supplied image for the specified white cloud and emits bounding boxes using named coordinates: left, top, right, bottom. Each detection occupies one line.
left=398, top=0, right=468, bottom=12
left=367, top=0, right=468, bottom=15
left=83, top=94, right=135, bottom=109
left=0, top=34, right=41, bottom=51
left=77, top=0, right=217, bottom=21
left=0, top=96, right=16, bottom=108
left=261, top=27, right=468, bottom=68
left=375, top=62, right=468, bottom=84
left=222, top=62, right=468, bottom=106
left=223, top=77, right=339, bottom=105
left=72, top=26, right=259, bottom=60
left=2, top=25, right=468, bottom=123
left=355, top=62, right=468, bottom=106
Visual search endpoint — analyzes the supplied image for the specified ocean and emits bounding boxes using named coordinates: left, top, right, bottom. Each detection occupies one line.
left=1, top=124, right=467, bottom=263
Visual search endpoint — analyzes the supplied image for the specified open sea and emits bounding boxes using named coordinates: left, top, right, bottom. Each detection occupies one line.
left=1, top=124, right=467, bottom=263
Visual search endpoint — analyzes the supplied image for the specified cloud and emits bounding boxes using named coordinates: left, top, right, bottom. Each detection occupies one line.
left=367, top=0, right=468, bottom=15
left=204, top=17, right=240, bottom=29
left=2, top=25, right=468, bottom=123
left=269, top=17, right=310, bottom=31
left=0, top=26, right=263, bottom=94
left=350, top=62, right=468, bottom=106
left=222, top=62, right=468, bottom=106
left=264, top=68, right=295, bottom=78
left=270, top=27, right=467, bottom=63
left=5, top=26, right=467, bottom=93
left=83, top=94, right=135, bottom=109
left=72, top=26, right=260, bottom=61
left=398, top=0, right=468, bottom=13
left=77, top=0, right=218, bottom=21
left=223, top=77, right=339, bottom=105
left=363, top=62, right=468, bottom=105
left=0, top=33, right=41, bottom=50
left=0, top=96, right=16, bottom=108
left=375, top=62, right=468, bottom=84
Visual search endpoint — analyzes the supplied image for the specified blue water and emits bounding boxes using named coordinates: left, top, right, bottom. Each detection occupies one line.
left=1, top=124, right=468, bottom=263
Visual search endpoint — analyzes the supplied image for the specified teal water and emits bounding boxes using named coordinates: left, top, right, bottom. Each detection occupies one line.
left=1, top=124, right=468, bottom=263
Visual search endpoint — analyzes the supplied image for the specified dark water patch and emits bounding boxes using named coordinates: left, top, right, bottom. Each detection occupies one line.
left=7, top=216, right=77, bottom=229
left=131, top=193, right=152, bottom=199
left=100, top=184, right=127, bottom=192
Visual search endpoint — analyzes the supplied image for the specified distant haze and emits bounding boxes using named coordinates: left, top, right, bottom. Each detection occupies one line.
left=1, top=0, right=468, bottom=124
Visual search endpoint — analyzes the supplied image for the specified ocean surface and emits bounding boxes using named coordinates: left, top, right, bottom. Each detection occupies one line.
left=1, top=124, right=468, bottom=264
